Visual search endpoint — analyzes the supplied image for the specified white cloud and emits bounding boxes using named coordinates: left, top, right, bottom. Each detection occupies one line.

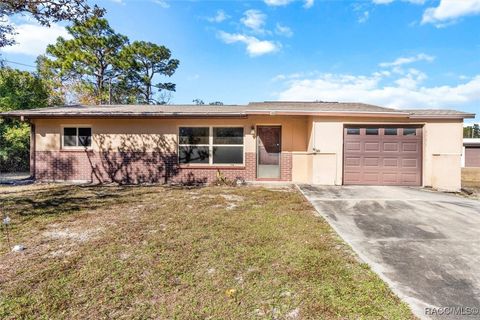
left=358, top=11, right=370, bottom=23
left=151, top=0, right=170, bottom=8
left=275, top=23, right=293, bottom=37
left=241, top=10, right=267, bottom=33
left=272, top=72, right=315, bottom=82
left=207, top=10, right=229, bottom=23
left=373, top=0, right=394, bottom=4
left=373, top=0, right=425, bottom=4
left=393, top=68, right=427, bottom=89
left=422, top=0, right=480, bottom=26
left=264, top=0, right=294, bottom=6
left=1, top=21, right=71, bottom=56
left=379, top=53, right=435, bottom=68
left=264, top=0, right=313, bottom=8
left=272, top=74, right=288, bottom=82
left=217, top=31, right=280, bottom=57
left=275, top=68, right=480, bottom=109
left=304, top=0, right=314, bottom=9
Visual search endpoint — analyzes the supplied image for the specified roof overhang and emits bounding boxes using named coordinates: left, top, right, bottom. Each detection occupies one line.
left=0, top=108, right=475, bottom=120
left=0, top=112, right=249, bottom=119
left=409, top=114, right=476, bottom=120
left=1, top=110, right=412, bottom=119
left=245, top=110, right=411, bottom=117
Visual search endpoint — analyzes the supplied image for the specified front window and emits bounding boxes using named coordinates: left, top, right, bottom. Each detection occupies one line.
left=178, top=127, right=244, bottom=165
left=213, top=127, right=244, bottom=164
left=178, top=127, right=209, bottom=164
left=63, top=127, right=92, bottom=148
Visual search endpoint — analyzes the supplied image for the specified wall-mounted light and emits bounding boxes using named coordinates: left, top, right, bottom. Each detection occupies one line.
left=250, top=125, right=255, bottom=136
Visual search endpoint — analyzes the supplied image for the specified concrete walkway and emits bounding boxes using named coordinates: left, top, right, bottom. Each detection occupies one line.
left=298, top=185, right=480, bottom=320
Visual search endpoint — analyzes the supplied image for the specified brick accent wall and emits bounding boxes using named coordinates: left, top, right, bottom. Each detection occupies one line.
left=34, top=151, right=293, bottom=184
left=281, top=152, right=292, bottom=181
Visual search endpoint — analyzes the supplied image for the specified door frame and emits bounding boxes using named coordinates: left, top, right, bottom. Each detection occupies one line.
left=256, top=125, right=282, bottom=180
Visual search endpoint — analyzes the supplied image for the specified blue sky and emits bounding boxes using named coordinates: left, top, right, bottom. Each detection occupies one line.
left=1, top=0, right=479, bottom=121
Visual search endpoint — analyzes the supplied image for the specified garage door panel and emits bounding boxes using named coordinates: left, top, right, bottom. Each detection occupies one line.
left=384, top=158, right=399, bottom=168
left=344, top=126, right=422, bottom=186
left=402, top=158, right=418, bottom=168
left=401, top=173, right=419, bottom=184
left=365, top=142, right=380, bottom=152
left=383, top=142, right=399, bottom=152
left=382, top=172, right=398, bottom=183
left=402, top=142, right=419, bottom=152
left=465, top=147, right=480, bottom=167
left=364, top=157, right=380, bottom=167
left=343, top=172, right=361, bottom=183
left=363, top=172, right=380, bottom=182
left=345, top=157, right=361, bottom=167
left=345, top=142, right=361, bottom=152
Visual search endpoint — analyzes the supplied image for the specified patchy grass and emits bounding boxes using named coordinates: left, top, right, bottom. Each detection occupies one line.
left=0, top=184, right=414, bottom=319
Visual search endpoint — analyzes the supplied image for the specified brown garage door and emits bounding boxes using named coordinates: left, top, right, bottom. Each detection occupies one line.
left=465, top=146, right=480, bottom=167
left=343, top=126, right=422, bottom=186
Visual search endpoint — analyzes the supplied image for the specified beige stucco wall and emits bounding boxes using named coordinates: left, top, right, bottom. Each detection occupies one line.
left=423, top=121, right=463, bottom=191
left=309, top=117, right=464, bottom=190
left=309, top=119, right=344, bottom=185
left=291, top=153, right=312, bottom=183
left=32, top=116, right=310, bottom=181
left=31, top=115, right=464, bottom=188
left=34, top=116, right=308, bottom=152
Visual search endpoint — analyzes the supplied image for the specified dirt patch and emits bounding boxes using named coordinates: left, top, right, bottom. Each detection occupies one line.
left=43, top=227, right=103, bottom=243
left=220, top=194, right=245, bottom=210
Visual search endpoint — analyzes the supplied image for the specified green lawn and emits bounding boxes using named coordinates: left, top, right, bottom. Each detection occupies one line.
left=0, top=184, right=414, bottom=319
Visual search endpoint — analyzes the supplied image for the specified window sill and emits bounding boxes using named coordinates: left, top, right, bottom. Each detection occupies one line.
left=179, top=165, right=246, bottom=170
left=60, top=148, right=93, bottom=152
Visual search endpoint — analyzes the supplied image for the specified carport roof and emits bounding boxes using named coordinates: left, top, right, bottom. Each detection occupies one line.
left=0, top=101, right=475, bottom=119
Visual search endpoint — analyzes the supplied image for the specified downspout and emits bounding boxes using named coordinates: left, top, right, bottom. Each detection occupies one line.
left=312, top=121, right=317, bottom=152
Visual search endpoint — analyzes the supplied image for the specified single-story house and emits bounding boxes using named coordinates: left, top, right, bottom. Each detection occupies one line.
left=462, top=138, right=480, bottom=168
left=1, top=101, right=475, bottom=191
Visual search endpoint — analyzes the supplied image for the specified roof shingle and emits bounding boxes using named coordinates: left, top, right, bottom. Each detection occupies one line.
left=0, top=101, right=475, bottom=119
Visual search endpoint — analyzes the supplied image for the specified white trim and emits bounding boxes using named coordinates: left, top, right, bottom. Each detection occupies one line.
left=177, top=125, right=245, bottom=166
left=463, top=138, right=480, bottom=145
left=60, top=124, right=93, bottom=150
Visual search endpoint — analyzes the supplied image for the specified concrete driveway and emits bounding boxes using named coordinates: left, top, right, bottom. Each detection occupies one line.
left=298, top=185, right=480, bottom=319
